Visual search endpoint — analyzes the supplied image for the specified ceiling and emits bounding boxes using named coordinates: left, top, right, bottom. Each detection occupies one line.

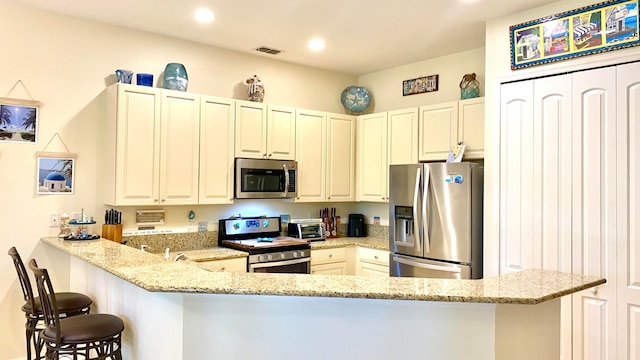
left=8, top=0, right=561, bottom=75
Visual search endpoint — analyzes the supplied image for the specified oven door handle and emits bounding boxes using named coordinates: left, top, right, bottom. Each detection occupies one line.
left=250, top=257, right=310, bottom=269
left=283, top=164, right=289, bottom=198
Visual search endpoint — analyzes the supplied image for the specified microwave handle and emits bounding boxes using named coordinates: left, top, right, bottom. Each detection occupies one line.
left=283, top=164, right=289, bottom=198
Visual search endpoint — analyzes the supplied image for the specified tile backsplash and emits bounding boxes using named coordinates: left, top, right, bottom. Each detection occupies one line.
left=124, top=225, right=389, bottom=253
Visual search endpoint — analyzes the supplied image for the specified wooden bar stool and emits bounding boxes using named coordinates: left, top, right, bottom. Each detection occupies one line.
left=28, top=259, right=125, bottom=360
left=8, top=247, right=92, bottom=360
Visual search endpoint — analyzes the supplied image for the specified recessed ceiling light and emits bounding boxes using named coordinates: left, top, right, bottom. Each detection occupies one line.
left=194, top=9, right=215, bottom=23
left=308, top=38, right=326, bottom=51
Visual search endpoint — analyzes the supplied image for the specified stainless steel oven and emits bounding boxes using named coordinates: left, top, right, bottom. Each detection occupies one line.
left=235, top=158, right=297, bottom=199
left=248, top=249, right=310, bottom=273
left=218, top=216, right=311, bottom=274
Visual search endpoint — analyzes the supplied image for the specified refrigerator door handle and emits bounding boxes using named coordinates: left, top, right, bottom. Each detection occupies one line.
left=422, top=166, right=430, bottom=253
left=393, top=256, right=462, bottom=274
left=413, top=168, right=421, bottom=251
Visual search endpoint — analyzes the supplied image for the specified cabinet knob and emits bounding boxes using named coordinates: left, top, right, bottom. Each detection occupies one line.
left=374, top=255, right=378, bottom=260
left=221, top=267, right=226, bottom=271
left=267, top=153, right=272, bottom=158
left=591, top=287, right=599, bottom=296
left=154, top=198, right=159, bottom=202
left=329, top=254, right=333, bottom=258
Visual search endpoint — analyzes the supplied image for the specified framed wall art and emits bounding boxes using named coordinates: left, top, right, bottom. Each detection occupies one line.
left=510, top=0, right=639, bottom=70
left=0, top=98, right=39, bottom=143
left=36, top=156, right=75, bottom=195
left=402, top=74, right=439, bottom=96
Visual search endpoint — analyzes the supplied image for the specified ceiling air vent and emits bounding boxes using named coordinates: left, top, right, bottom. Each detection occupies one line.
left=255, top=46, right=282, bottom=55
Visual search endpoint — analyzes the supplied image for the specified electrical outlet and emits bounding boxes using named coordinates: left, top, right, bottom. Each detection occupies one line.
left=49, top=213, right=60, bottom=227
left=198, top=221, right=208, bottom=232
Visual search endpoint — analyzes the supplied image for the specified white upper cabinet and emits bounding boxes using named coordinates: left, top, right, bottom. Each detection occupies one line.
left=234, top=100, right=267, bottom=159
left=419, top=101, right=459, bottom=161
left=234, top=100, right=295, bottom=160
left=326, top=113, right=355, bottom=202
left=104, top=84, right=199, bottom=206
left=266, top=105, right=296, bottom=160
left=418, top=98, right=484, bottom=161
left=458, top=97, right=485, bottom=159
left=387, top=108, right=419, bottom=165
left=356, top=112, right=388, bottom=202
left=295, top=109, right=327, bottom=202
left=199, top=96, right=235, bottom=204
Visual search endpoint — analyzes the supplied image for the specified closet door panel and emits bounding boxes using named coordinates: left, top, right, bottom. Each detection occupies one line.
left=499, top=81, right=534, bottom=274
left=571, top=66, right=617, bottom=360
left=616, top=61, right=640, bottom=360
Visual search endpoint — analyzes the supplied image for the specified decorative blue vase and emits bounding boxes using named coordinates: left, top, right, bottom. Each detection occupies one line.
left=163, top=63, right=188, bottom=91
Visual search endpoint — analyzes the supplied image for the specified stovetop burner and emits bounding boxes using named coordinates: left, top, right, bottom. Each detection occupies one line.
left=218, top=216, right=310, bottom=254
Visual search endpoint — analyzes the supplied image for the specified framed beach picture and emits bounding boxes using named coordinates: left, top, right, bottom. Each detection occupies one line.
left=0, top=98, right=38, bottom=143
left=510, top=0, right=639, bottom=70
left=36, top=156, right=75, bottom=194
left=402, top=74, right=439, bottom=96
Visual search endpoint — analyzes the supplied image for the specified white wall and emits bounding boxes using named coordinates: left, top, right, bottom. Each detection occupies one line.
left=483, top=0, right=640, bottom=276
left=359, top=47, right=485, bottom=112
left=0, top=2, right=360, bottom=358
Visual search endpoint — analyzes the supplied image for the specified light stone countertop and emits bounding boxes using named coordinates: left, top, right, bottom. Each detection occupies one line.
left=41, top=237, right=605, bottom=304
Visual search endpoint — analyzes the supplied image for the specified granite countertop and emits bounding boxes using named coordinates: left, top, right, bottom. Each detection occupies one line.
left=41, top=237, right=605, bottom=305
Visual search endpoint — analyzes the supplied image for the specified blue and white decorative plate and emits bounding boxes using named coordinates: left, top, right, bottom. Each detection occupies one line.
left=341, top=86, right=371, bottom=114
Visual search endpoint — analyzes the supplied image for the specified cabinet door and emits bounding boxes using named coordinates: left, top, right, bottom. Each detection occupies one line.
left=418, top=101, right=458, bottom=161
left=616, top=61, right=640, bottom=360
left=267, top=105, right=296, bottom=160
left=571, top=67, right=617, bottom=360
left=295, top=109, right=326, bottom=202
left=388, top=108, right=418, bottom=165
left=199, top=96, right=234, bottom=204
left=458, top=97, right=484, bottom=159
left=235, top=100, right=267, bottom=158
left=159, top=90, right=200, bottom=205
left=326, top=113, right=355, bottom=202
left=110, top=84, right=162, bottom=206
left=357, top=262, right=389, bottom=277
left=311, top=262, right=347, bottom=275
left=356, top=112, right=388, bottom=202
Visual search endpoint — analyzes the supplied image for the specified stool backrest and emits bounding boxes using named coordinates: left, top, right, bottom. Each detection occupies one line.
left=7, top=247, right=36, bottom=314
left=28, top=259, right=62, bottom=345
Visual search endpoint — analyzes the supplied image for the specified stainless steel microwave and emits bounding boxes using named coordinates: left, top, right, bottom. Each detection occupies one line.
left=234, top=158, right=297, bottom=199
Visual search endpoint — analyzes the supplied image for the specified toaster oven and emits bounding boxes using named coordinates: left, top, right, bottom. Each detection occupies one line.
left=288, top=220, right=326, bottom=241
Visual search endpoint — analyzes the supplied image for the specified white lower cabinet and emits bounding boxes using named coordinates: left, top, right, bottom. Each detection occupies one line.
left=312, top=246, right=389, bottom=277
left=355, top=247, right=389, bottom=277
left=310, top=247, right=349, bottom=275
left=196, top=258, right=246, bottom=273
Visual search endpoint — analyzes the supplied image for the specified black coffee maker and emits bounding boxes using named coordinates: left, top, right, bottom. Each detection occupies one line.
left=347, top=214, right=366, bottom=237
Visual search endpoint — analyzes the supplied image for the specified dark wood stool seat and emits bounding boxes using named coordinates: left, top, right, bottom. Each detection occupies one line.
left=29, top=259, right=124, bottom=360
left=8, top=247, right=92, bottom=360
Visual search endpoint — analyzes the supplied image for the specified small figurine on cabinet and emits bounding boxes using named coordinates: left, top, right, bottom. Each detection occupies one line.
left=245, top=75, right=265, bottom=103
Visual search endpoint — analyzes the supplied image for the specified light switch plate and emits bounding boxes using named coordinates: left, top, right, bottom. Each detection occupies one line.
left=198, top=221, right=207, bottom=232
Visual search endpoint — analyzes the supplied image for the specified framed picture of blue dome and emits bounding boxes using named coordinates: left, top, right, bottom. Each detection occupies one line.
left=36, top=156, right=75, bottom=195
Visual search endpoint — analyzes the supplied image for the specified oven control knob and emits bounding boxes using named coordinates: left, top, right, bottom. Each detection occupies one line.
left=280, top=253, right=286, bottom=259
left=299, top=250, right=305, bottom=257
left=258, top=255, right=265, bottom=262
left=292, top=251, right=298, bottom=258
left=267, top=254, right=273, bottom=261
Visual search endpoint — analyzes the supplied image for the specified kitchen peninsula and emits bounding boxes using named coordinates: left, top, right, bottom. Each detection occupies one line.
left=41, top=237, right=604, bottom=360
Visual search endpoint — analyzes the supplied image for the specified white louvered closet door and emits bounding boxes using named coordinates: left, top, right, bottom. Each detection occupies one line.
left=499, top=80, right=534, bottom=274
left=570, top=67, right=617, bottom=360
left=615, top=61, right=640, bottom=360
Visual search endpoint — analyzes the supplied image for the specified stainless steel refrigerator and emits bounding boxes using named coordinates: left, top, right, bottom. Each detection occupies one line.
left=389, top=162, right=483, bottom=279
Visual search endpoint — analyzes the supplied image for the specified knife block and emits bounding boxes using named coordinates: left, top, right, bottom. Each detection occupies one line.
left=102, top=224, right=123, bottom=243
